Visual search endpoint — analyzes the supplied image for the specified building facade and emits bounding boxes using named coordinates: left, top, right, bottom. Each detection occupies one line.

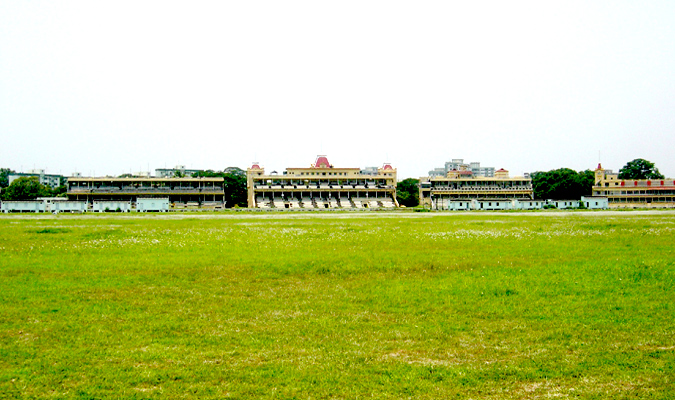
left=420, top=167, right=534, bottom=210
left=67, top=177, right=225, bottom=209
left=247, top=156, right=398, bottom=209
left=590, top=164, right=675, bottom=208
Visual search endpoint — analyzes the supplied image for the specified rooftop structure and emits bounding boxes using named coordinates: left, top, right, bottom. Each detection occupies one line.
left=247, top=156, right=398, bottom=209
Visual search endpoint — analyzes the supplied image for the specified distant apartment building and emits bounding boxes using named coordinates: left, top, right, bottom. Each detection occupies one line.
left=428, top=159, right=495, bottom=178
left=8, top=169, right=66, bottom=188
left=155, top=165, right=203, bottom=178
left=360, top=166, right=379, bottom=176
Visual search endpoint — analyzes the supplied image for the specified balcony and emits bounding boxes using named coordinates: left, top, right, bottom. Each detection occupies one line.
left=68, top=186, right=224, bottom=194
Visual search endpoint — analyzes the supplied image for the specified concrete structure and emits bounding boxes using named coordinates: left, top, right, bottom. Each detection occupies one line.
left=581, top=196, right=609, bottom=209
left=1, top=198, right=87, bottom=213
left=50, top=200, right=88, bottom=213
left=548, top=200, right=581, bottom=209
left=67, top=177, right=225, bottom=209
left=9, top=170, right=66, bottom=188
left=589, top=164, right=675, bottom=208
left=429, top=159, right=495, bottom=178
left=247, top=156, right=398, bottom=209
left=137, top=198, right=170, bottom=212
left=37, top=197, right=87, bottom=213
left=420, top=167, right=534, bottom=210
left=93, top=200, right=132, bottom=212
left=1, top=200, right=46, bottom=213
left=438, top=199, right=545, bottom=211
left=155, top=165, right=203, bottom=178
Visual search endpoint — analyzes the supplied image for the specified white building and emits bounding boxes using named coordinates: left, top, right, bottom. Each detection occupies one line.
left=136, top=198, right=170, bottom=212
left=93, top=200, right=132, bottom=212
left=1, top=200, right=45, bottom=213
left=37, top=197, right=87, bottom=213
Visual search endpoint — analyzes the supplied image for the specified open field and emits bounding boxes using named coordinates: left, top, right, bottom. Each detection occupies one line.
left=1, top=212, right=673, bottom=398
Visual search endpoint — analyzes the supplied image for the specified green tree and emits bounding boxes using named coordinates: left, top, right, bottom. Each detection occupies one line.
left=1, top=168, right=15, bottom=188
left=618, top=158, right=664, bottom=180
left=531, top=168, right=594, bottom=200
left=397, top=178, right=419, bottom=207
left=223, top=173, right=247, bottom=207
left=192, top=168, right=247, bottom=207
left=2, top=177, right=51, bottom=201
left=223, top=167, right=245, bottom=177
left=577, top=169, right=595, bottom=196
left=50, top=184, right=68, bottom=197
left=193, top=170, right=220, bottom=178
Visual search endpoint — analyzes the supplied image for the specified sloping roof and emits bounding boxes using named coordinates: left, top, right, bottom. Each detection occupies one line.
left=383, top=163, right=394, bottom=170
left=314, top=155, right=331, bottom=168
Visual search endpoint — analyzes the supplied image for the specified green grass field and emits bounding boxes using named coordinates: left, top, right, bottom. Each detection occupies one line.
left=1, top=211, right=673, bottom=399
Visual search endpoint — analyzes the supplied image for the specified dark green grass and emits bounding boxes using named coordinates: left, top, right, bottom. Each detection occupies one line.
left=0, top=213, right=674, bottom=398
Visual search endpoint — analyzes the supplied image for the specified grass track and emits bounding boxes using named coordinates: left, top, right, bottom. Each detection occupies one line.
left=0, top=212, right=674, bottom=398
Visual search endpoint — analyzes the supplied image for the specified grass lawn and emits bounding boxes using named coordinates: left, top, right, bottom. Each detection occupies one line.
left=0, top=211, right=673, bottom=398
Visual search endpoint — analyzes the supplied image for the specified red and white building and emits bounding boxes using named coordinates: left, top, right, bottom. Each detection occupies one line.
left=591, top=164, right=675, bottom=208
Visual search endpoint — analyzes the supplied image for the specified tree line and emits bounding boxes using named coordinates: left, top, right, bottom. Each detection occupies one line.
left=531, top=158, right=663, bottom=200
left=0, top=158, right=665, bottom=206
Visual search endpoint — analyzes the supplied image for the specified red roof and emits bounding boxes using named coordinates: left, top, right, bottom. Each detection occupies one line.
left=251, top=163, right=261, bottom=170
left=314, top=155, right=331, bottom=168
left=497, top=168, right=508, bottom=172
left=383, top=163, right=393, bottom=170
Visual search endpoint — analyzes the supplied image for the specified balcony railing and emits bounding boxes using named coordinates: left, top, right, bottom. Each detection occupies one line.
left=253, top=184, right=395, bottom=190
left=428, top=186, right=531, bottom=192
left=68, top=187, right=223, bottom=193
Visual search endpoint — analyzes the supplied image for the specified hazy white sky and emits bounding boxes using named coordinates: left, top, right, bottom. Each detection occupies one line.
left=2, top=1, right=674, bottom=179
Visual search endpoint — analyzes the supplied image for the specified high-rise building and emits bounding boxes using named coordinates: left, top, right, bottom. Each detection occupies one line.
left=428, top=159, right=495, bottom=178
